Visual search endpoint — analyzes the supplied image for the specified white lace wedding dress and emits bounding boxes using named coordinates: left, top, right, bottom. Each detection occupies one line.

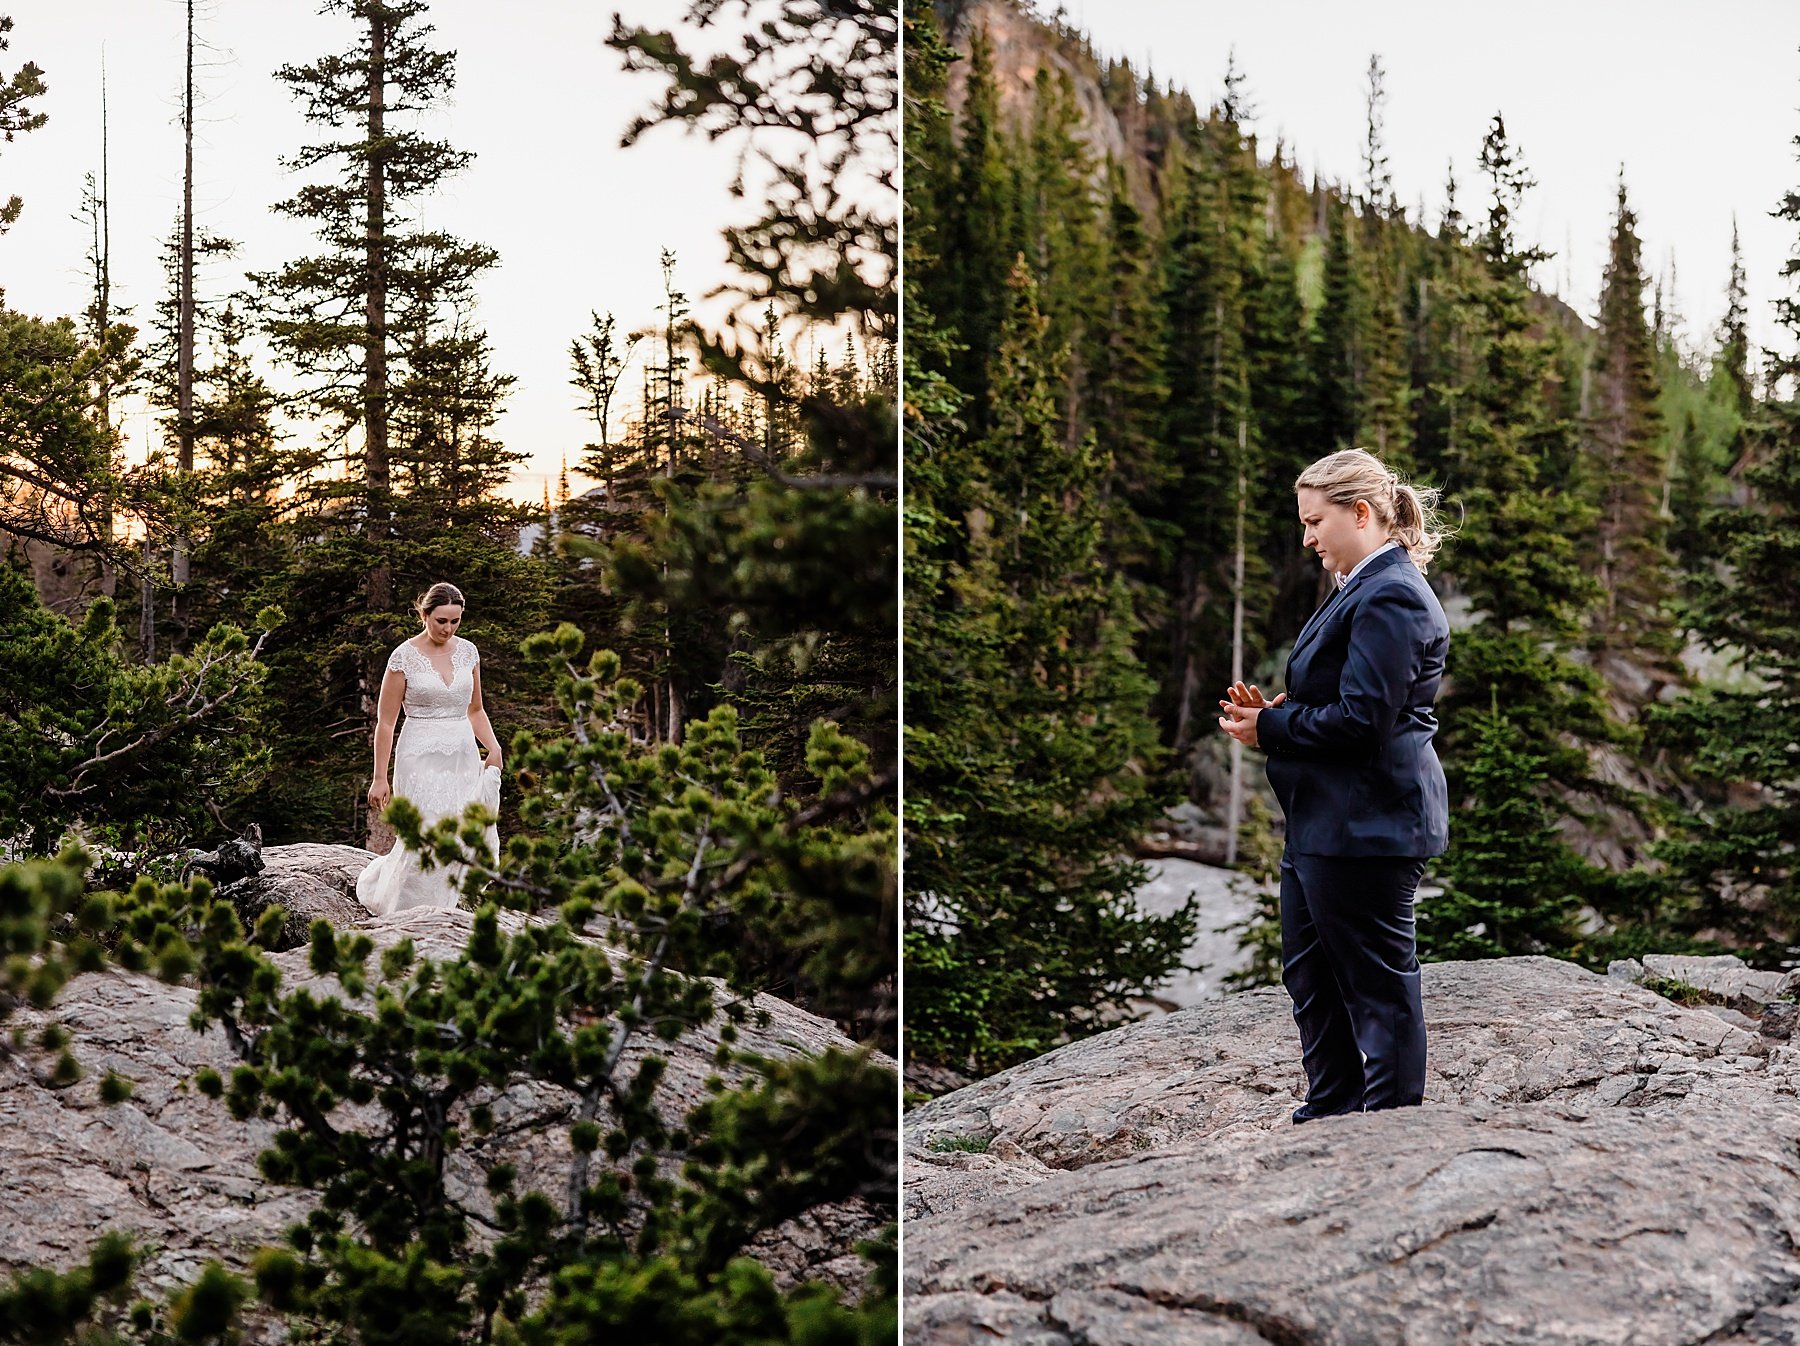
left=356, top=636, right=500, bottom=916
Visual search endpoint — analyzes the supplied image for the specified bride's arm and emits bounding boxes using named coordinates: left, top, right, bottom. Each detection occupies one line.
left=468, top=666, right=503, bottom=770
left=369, top=667, right=405, bottom=810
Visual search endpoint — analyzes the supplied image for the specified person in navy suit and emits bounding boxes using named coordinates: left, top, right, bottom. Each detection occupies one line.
left=1217, top=449, right=1453, bottom=1121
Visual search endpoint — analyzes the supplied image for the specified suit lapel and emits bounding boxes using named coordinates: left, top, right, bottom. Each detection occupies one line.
left=1288, top=546, right=1408, bottom=667
left=1290, top=580, right=1344, bottom=661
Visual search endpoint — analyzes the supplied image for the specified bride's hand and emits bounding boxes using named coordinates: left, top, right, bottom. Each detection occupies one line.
left=484, top=756, right=502, bottom=773
left=368, top=780, right=391, bottom=812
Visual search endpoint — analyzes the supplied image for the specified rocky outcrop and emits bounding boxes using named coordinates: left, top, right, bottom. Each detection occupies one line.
left=905, top=956, right=1800, bottom=1345
left=223, top=842, right=375, bottom=949
left=2, top=898, right=886, bottom=1310
left=1611, top=951, right=1800, bottom=1016
left=941, top=0, right=1130, bottom=178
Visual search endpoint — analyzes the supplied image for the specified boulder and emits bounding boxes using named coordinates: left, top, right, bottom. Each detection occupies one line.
left=222, top=842, right=375, bottom=949
left=905, top=957, right=1800, bottom=1344
left=1636, top=952, right=1799, bottom=1011
left=3, top=899, right=887, bottom=1316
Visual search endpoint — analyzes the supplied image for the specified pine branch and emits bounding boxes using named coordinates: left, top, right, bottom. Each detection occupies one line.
left=44, top=628, right=272, bottom=799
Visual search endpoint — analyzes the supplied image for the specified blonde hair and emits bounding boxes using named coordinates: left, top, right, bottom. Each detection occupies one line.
left=415, top=581, right=465, bottom=618
left=1294, top=449, right=1454, bottom=575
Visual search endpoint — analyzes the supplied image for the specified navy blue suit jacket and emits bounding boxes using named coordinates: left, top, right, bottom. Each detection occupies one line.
left=1257, top=546, right=1450, bottom=858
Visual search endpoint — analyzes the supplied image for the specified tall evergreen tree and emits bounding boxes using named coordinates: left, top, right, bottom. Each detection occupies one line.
left=1651, top=118, right=1800, bottom=942
left=1439, top=116, right=1598, bottom=657
left=1017, top=63, right=1103, bottom=433
left=1432, top=115, right=1616, bottom=934
left=143, top=230, right=291, bottom=654
left=1659, top=231, right=1756, bottom=575
left=1084, top=159, right=1170, bottom=575
left=935, top=26, right=1015, bottom=426
left=251, top=0, right=498, bottom=607
left=1586, top=177, right=1678, bottom=685
left=249, top=0, right=544, bottom=842
left=0, top=304, right=134, bottom=563
left=1420, top=693, right=1592, bottom=960
left=1719, top=217, right=1754, bottom=425
left=1244, top=212, right=1321, bottom=639
left=1356, top=54, right=1412, bottom=467
left=906, top=262, right=1188, bottom=1074
left=1311, top=192, right=1363, bottom=453
left=1410, top=161, right=1473, bottom=484
left=569, top=310, right=638, bottom=491
left=1156, top=98, right=1261, bottom=752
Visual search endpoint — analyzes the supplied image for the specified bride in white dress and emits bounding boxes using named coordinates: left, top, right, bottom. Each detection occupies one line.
left=357, top=582, right=503, bottom=915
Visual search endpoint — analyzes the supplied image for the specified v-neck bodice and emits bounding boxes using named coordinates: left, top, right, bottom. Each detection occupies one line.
left=386, top=637, right=478, bottom=721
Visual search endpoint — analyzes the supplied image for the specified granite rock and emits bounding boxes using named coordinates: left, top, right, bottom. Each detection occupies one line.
left=905, top=957, right=1800, bottom=1345
left=4, top=888, right=887, bottom=1317
left=222, top=842, right=375, bottom=949
left=1635, top=951, right=1799, bottom=1010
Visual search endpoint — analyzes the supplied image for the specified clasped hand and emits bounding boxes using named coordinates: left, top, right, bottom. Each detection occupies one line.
left=1217, top=680, right=1287, bottom=749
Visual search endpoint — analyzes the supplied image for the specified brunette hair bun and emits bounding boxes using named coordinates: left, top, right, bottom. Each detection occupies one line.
left=415, top=582, right=465, bottom=617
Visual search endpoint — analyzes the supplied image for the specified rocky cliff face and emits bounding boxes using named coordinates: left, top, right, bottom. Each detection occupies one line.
left=940, top=0, right=1129, bottom=164
left=1, top=848, right=884, bottom=1311
left=905, top=956, right=1800, bottom=1345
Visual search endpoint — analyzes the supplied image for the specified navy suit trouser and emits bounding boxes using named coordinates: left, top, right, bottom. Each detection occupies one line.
left=1280, top=851, right=1428, bottom=1114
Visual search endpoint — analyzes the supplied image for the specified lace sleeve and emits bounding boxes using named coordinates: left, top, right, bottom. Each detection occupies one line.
left=385, top=644, right=408, bottom=674
left=463, top=639, right=480, bottom=669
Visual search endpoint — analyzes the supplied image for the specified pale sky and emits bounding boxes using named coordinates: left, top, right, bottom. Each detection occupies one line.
left=1, top=0, right=828, bottom=505
left=1058, top=0, right=1800, bottom=369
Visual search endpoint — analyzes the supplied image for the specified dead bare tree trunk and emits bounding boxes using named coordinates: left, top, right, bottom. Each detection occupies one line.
left=364, top=3, right=391, bottom=602
left=361, top=6, right=393, bottom=849
left=172, top=0, right=195, bottom=629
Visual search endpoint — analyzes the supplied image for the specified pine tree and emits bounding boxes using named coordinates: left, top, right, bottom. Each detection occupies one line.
left=1438, top=117, right=1604, bottom=770
left=1018, top=63, right=1103, bottom=426
left=1651, top=125, right=1800, bottom=941
left=1663, top=236, right=1755, bottom=574
left=249, top=0, right=545, bottom=842
left=1156, top=99, right=1261, bottom=752
left=251, top=0, right=498, bottom=610
left=606, top=0, right=897, bottom=1013
left=1411, top=160, right=1474, bottom=483
left=144, top=274, right=290, bottom=650
left=1084, top=159, right=1170, bottom=575
left=1311, top=193, right=1362, bottom=452
left=1719, top=217, right=1754, bottom=425
left=1432, top=115, right=1616, bottom=938
left=1356, top=54, right=1412, bottom=467
left=1244, top=210, right=1321, bottom=640
left=0, top=305, right=132, bottom=561
left=1420, top=693, right=1591, bottom=960
left=1586, top=177, right=1679, bottom=684
left=935, top=26, right=1015, bottom=426
left=569, top=310, right=639, bottom=490
left=640, top=248, right=696, bottom=478
left=0, top=14, right=47, bottom=233
left=0, top=564, right=277, bottom=852
left=906, top=262, right=1188, bottom=1073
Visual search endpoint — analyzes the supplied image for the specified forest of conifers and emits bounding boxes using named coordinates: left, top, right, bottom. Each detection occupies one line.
left=903, top=0, right=1800, bottom=1076
left=1, top=1, right=897, bottom=1340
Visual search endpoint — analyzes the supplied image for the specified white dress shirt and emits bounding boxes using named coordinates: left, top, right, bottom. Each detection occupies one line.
left=1336, top=539, right=1400, bottom=589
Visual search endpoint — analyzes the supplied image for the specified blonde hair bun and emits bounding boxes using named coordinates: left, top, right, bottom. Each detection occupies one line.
left=1294, top=449, right=1455, bottom=575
